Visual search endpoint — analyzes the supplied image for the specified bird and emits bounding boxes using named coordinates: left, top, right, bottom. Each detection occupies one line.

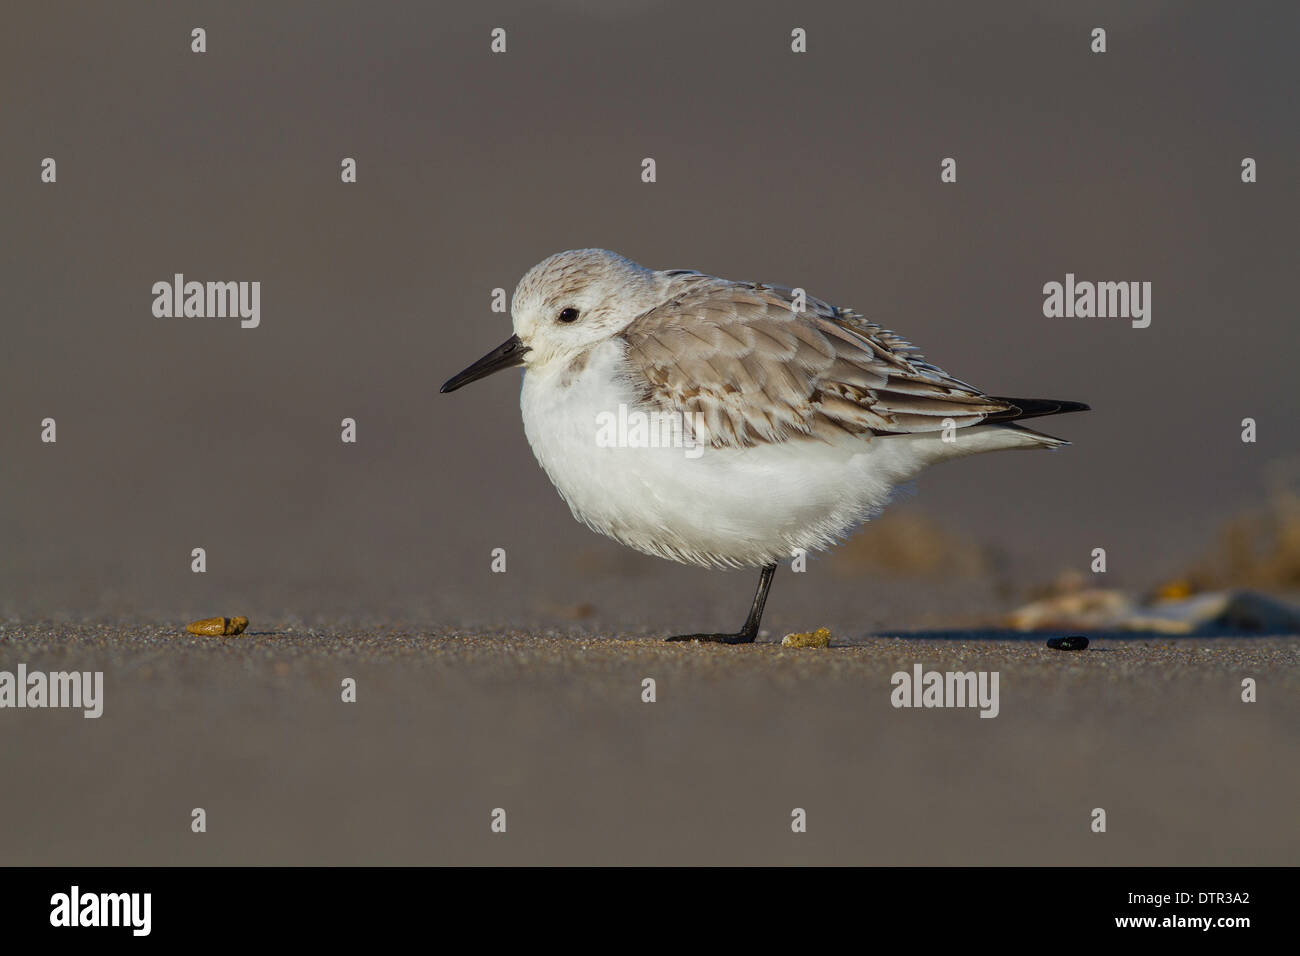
left=441, top=249, right=1088, bottom=644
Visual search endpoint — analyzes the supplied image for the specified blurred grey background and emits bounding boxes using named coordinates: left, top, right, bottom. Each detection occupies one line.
left=1, top=0, right=1298, bottom=870
left=1, top=0, right=1296, bottom=632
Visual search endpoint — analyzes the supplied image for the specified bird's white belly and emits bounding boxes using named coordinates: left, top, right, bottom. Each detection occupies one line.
left=519, top=342, right=916, bottom=568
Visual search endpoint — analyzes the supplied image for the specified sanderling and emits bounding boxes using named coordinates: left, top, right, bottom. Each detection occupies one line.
left=442, top=249, right=1088, bottom=644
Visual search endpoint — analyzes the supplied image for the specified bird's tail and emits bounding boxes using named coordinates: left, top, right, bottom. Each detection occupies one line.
left=985, top=396, right=1090, bottom=447
left=985, top=397, right=1091, bottom=423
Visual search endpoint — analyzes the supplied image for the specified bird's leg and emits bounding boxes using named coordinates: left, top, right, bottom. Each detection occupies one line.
left=666, top=563, right=778, bottom=645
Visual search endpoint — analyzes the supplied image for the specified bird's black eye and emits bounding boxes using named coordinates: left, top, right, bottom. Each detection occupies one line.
left=558, top=307, right=580, bottom=323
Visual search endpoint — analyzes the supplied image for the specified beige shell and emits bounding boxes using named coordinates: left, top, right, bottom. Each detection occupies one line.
left=781, top=627, right=833, bottom=648
left=185, top=616, right=249, bottom=636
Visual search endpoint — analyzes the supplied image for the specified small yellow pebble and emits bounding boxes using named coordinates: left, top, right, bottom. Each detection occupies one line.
left=781, top=627, right=832, bottom=648
left=1155, top=579, right=1194, bottom=601
left=185, top=616, right=249, bottom=637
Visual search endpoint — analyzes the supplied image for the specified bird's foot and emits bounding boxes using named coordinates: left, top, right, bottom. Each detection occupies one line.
left=665, top=630, right=756, bottom=645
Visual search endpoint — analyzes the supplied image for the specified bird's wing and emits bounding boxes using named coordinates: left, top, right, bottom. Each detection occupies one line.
left=618, top=274, right=1018, bottom=449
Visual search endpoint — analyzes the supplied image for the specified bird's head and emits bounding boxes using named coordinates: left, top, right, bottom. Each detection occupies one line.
left=440, top=249, right=661, bottom=393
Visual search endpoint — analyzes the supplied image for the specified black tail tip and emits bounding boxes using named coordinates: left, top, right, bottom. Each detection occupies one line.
left=988, top=397, right=1091, bottom=423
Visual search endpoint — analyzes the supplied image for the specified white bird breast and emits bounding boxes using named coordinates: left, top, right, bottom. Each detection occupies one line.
left=518, top=340, right=917, bottom=569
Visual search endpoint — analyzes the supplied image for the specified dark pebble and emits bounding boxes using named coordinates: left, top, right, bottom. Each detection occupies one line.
left=1047, top=636, right=1089, bottom=651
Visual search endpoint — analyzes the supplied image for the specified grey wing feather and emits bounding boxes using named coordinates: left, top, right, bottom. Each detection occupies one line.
left=618, top=275, right=1015, bottom=449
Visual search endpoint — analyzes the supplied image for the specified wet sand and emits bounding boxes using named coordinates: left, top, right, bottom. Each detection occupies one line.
left=2, top=622, right=1295, bottom=865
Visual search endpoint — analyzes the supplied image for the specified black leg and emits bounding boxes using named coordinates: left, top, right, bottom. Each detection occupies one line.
left=666, top=563, right=778, bottom=645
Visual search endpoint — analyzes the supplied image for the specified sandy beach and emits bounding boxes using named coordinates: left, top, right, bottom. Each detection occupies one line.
left=2, top=621, right=1295, bottom=866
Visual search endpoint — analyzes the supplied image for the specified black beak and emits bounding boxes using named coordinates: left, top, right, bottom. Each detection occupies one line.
left=440, top=334, right=531, bottom=393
